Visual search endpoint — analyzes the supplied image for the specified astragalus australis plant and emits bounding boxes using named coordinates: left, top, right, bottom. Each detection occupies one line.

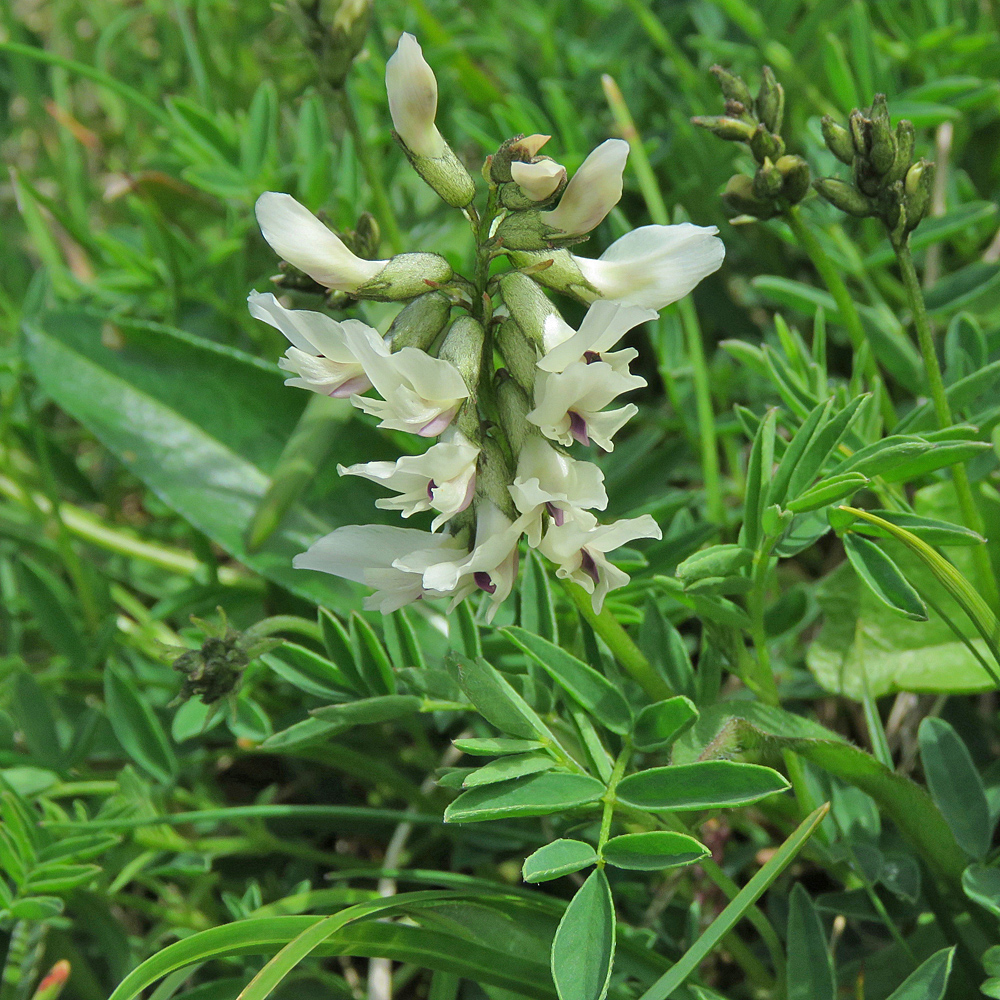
left=250, top=33, right=725, bottom=623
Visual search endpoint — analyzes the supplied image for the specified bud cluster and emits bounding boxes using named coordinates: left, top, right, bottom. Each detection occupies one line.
left=692, top=65, right=809, bottom=221
left=816, top=95, right=933, bottom=243
left=249, top=33, right=726, bottom=620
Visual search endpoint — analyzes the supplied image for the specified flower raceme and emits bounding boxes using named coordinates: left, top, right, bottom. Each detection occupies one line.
left=249, top=31, right=723, bottom=618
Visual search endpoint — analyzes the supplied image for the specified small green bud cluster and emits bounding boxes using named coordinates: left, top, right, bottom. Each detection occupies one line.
left=693, top=65, right=809, bottom=221
left=816, top=95, right=934, bottom=244
left=163, top=610, right=281, bottom=705
left=287, top=0, right=374, bottom=90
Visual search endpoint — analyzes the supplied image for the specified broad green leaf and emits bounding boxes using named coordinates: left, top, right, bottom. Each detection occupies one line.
left=767, top=398, right=832, bottom=507
left=863, top=202, right=998, bottom=268
left=843, top=533, right=927, bottom=621
left=260, top=717, right=340, bottom=750
left=311, top=696, right=421, bottom=728
left=639, top=600, right=695, bottom=700
left=229, top=698, right=272, bottom=742
left=521, top=549, right=558, bottom=644
left=601, top=831, right=707, bottom=871
left=925, top=262, right=1000, bottom=314
left=12, top=674, right=62, bottom=770
left=8, top=897, right=63, bottom=921
left=616, top=761, right=789, bottom=812
left=503, top=628, right=632, bottom=735
left=444, top=772, right=605, bottom=824
left=452, top=738, right=545, bottom=756
left=551, top=870, right=615, bottom=1000
left=675, top=545, right=752, bottom=584
left=632, top=697, right=698, bottom=751
left=453, top=600, right=482, bottom=660
left=962, top=864, right=1000, bottom=918
left=25, top=863, right=101, bottom=894
left=14, top=558, right=86, bottom=666
left=522, top=839, right=598, bottom=883
left=884, top=947, right=953, bottom=1000
left=320, top=609, right=364, bottom=693
left=785, top=472, right=869, bottom=513
left=636, top=805, right=829, bottom=1000
left=462, top=753, right=556, bottom=788
left=919, top=717, right=991, bottom=859
left=786, top=883, right=834, bottom=1000
left=23, top=309, right=393, bottom=607
left=450, top=651, right=560, bottom=744
left=350, top=613, right=394, bottom=696
left=787, top=394, right=869, bottom=498
left=104, top=664, right=177, bottom=784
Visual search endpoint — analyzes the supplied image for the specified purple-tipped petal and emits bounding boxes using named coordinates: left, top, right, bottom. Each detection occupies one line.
left=580, top=549, right=600, bottom=586
left=474, top=571, right=496, bottom=594
left=330, top=375, right=373, bottom=398
left=568, top=411, right=590, bottom=446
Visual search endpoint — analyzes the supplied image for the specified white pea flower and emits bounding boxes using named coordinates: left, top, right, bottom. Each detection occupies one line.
left=386, top=33, right=445, bottom=158
left=293, top=524, right=467, bottom=614
left=340, top=323, right=469, bottom=436
left=538, top=299, right=659, bottom=374
left=338, top=429, right=479, bottom=531
left=527, top=359, right=645, bottom=451
left=510, top=159, right=567, bottom=202
left=540, top=139, right=629, bottom=237
left=248, top=291, right=374, bottom=396
left=509, top=436, right=607, bottom=546
left=572, top=223, right=725, bottom=309
left=539, top=510, right=662, bottom=613
left=255, top=192, right=388, bottom=292
left=395, top=499, right=528, bottom=622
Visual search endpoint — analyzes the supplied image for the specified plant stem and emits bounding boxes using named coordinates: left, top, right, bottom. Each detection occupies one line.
left=785, top=206, right=895, bottom=426
left=747, top=543, right=780, bottom=706
left=894, top=238, right=1000, bottom=608
left=562, top=580, right=670, bottom=700
left=597, top=743, right=631, bottom=859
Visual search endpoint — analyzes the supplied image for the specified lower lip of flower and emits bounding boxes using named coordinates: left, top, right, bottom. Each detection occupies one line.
left=545, top=501, right=565, bottom=526
left=580, top=549, right=600, bottom=586
left=568, top=411, right=590, bottom=446
left=584, top=351, right=601, bottom=364
left=330, top=374, right=372, bottom=398
left=418, top=408, right=458, bottom=437
left=427, top=479, right=437, bottom=499
left=474, top=571, right=496, bottom=594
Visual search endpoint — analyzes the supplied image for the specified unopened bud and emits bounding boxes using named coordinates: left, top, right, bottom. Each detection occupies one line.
left=691, top=115, right=756, bottom=142
left=710, top=65, right=753, bottom=107
left=756, top=66, right=784, bottom=134
left=775, top=154, right=810, bottom=203
left=509, top=158, right=566, bottom=203
left=494, top=210, right=560, bottom=250
left=477, top=438, right=518, bottom=518
left=494, top=369, right=532, bottom=455
left=351, top=211, right=380, bottom=260
left=386, top=291, right=451, bottom=352
left=497, top=318, right=539, bottom=393
left=490, top=134, right=551, bottom=183
left=904, top=160, right=935, bottom=231
left=867, top=95, right=896, bottom=175
left=722, top=173, right=776, bottom=219
left=886, top=119, right=915, bottom=184
left=752, top=157, right=783, bottom=199
left=541, top=138, right=628, bottom=237
left=749, top=123, right=784, bottom=163
left=438, top=316, right=485, bottom=398
left=357, top=252, right=453, bottom=301
left=821, top=116, right=854, bottom=165
left=499, top=271, right=562, bottom=346
left=321, top=0, right=373, bottom=88
left=724, top=99, right=750, bottom=120
left=848, top=109, right=868, bottom=156
left=386, top=33, right=443, bottom=158
left=507, top=249, right=598, bottom=303
left=813, top=177, right=875, bottom=217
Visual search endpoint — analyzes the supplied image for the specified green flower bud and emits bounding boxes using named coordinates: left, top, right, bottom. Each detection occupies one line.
left=489, top=133, right=551, bottom=183
left=476, top=438, right=518, bottom=518
left=356, top=252, right=453, bottom=301
left=813, top=177, right=876, bottom=217
left=848, top=109, right=868, bottom=156
left=756, top=66, right=784, bottom=135
left=749, top=123, right=784, bottom=163
left=438, top=315, right=485, bottom=399
left=493, top=210, right=563, bottom=251
left=722, top=173, right=776, bottom=219
left=710, top=64, right=753, bottom=107
left=904, top=159, right=935, bottom=232
left=507, top=249, right=599, bottom=303
left=886, top=119, right=915, bottom=185
left=386, top=291, right=451, bottom=352
left=494, top=368, right=532, bottom=456
left=752, top=157, right=783, bottom=200
left=775, top=154, right=810, bottom=203
left=821, top=115, right=855, bottom=165
left=349, top=211, right=381, bottom=260
left=690, top=115, right=757, bottom=142
left=499, top=271, right=562, bottom=346
left=867, top=95, right=896, bottom=175
left=397, top=139, right=477, bottom=208
left=497, top=318, right=539, bottom=394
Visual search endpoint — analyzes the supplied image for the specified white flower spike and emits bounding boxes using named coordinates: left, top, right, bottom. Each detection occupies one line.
left=293, top=524, right=466, bottom=614
left=573, top=223, right=725, bottom=309
left=247, top=291, right=373, bottom=397
left=509, top=436, right=607, bottom=546
left=538, top=299, right=659, bottom=374
left=541, top=138, right=629, bottom=236
left=528, top=359, right=646, bottom=451
left=540, top=511, right=662, bottom=613
left=338, top=428, right=479, bottom=531
left=255, top=192, right=387, bottom=292
left=385, top=33, right=445, bottom=158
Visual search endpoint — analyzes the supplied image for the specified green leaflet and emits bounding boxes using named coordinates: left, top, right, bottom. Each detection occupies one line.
left=522, top=840, right=598, bottom=883
left=551, top=870, right=615, bottom=1000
